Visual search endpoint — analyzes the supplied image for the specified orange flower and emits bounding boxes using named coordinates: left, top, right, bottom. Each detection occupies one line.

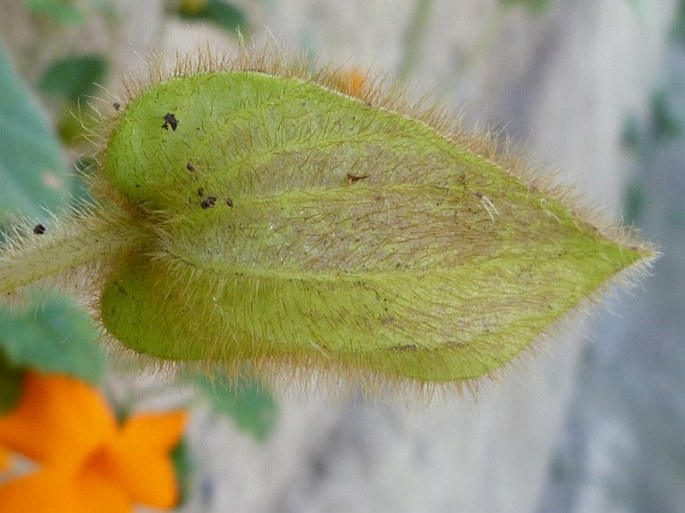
left=0, top=445, right=10, bottom=471
left=0, top=372, right=187, bottom=513
left=331, top=68, right=366, bottom=98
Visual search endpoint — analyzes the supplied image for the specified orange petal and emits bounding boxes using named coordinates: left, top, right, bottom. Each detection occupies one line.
left=0, top=372, right=116, bottom=468
left=0, top=465, right=133, bottom=513
left=0, top=444, right=11, bottom=471
left=0, top=468, right=76, bottom=513
left=332, top=68, right=366, bottom=97
left=0, top=463, right=134, bottom=513
left=74, top=462, right=134, bottom=513
left=348, top=70, right=365, bottom=96
left=88, top=411, right=188, bottom=508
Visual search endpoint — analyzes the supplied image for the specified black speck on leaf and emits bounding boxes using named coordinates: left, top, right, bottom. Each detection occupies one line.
left=162, top=113, right=178, bottom=131
left=201, top=197, right=217, bottom=209
left=347, top=172, right=369, bottom=183
left=33, top=224, right=46, bottom=235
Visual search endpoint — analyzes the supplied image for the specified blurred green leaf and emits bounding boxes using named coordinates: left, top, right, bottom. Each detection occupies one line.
left=71, top=156, right=97, bottom=203
left=673, top=0, right=685, bottom=43
left=176, top=0, right=248, bottom=35
left=499, top=0, right=552, bottom=14
left=621, top=114, right=644, bottom=151
left=0, top=292, right=108, bottom=384
left=194, top=370, right=278, bottom=440
left=651, top=89, right=682, bottom=140
left=171, top=438, right=195, bottom=506
left=0, top=42, right=69, bottom=222
left=0, top=351, right=24, bottom=414
left=55, top=101, right=104, bottom=147
left=91, top=0, right=118, bottom=19
left=626, top=0, right=648, bottom=20
left=25, top=0, right=86, bottom=25
left=38, top=55, right=108, bottom=103
left=624, top=179, right=646, bottom=224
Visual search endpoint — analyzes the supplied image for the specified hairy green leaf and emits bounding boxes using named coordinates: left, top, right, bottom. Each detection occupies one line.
left=0, top=53, right=656, bottom=386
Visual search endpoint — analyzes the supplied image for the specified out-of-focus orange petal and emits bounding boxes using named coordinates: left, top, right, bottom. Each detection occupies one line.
left=122, top=411, right=188, bottom=452
left=0, top=465, right=133, bottom=513
left=0, top=445, right=11, bottom=471
left=348, top=70, right=365, bottom=97
left=0, top=468, right=76, bottom=513
left=0, top=372, right=116, bottom=468
left=74, top=462, right=134, bottom=513
left=330, top=68, right=366, bottom=98
left=88, top=411, right=188, bottom=508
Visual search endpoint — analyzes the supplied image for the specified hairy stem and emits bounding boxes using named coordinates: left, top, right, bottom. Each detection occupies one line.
left=0, top=209, right=147, bottom=295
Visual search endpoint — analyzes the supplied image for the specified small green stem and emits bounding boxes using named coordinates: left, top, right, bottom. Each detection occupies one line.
left=0, top=208, right=147, bottom=295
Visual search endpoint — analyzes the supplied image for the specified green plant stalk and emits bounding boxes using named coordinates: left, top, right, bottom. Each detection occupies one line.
left=0, top=209, right=148, bottom=295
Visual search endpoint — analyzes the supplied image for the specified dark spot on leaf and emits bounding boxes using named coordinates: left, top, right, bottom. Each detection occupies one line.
left=186, top=161, right=195, bottom=172
left=162, top=113, right=178, bottom=131
left=201, top=196, right=217, bottom=209
left=33, top=224, right=46, bottom=235
left=113, top=102, right=120, bottom=111
left=388, top=344, right=418, bottom=352
left=347, top=172, right=369, bottom=183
